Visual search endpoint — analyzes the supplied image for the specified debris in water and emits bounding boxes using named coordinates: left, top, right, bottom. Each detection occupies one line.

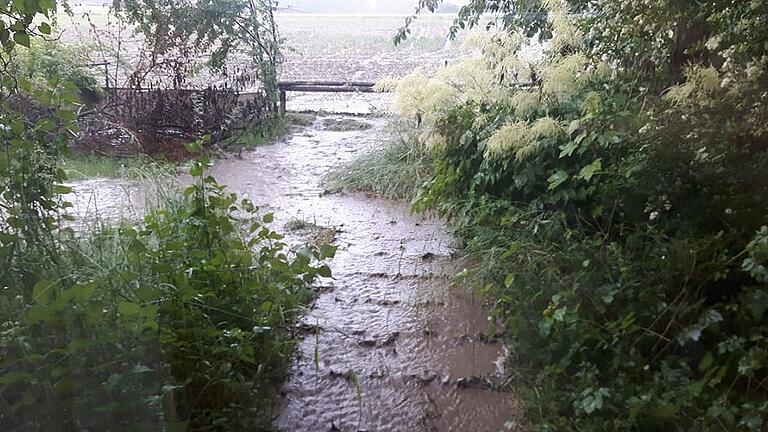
left=359, top=339, right=377, bottom=347
left=382, top=332, right=399, bottom=346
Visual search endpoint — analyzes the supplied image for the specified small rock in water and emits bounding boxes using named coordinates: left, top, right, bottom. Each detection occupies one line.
left=377, top=299, right=399, bottom=306
left=408, top=371, right=437, bottom=385
left=359, top=339, right=377, bottom=347
left=368, top=369, right=385, bottom=379
left=423, top=328, right=437, bottom=337
left=382, top=332, right=400, bottom=346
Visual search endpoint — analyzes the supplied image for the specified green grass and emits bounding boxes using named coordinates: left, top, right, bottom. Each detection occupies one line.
left=62, top=154, right=173, bottom=180
left=325, top=122, right=432, bottom=200
left=322, top=117, right=371, bottom=131
left=236, top=116, right=290, bottom=148
left=286, top=112, right=316, bottom=127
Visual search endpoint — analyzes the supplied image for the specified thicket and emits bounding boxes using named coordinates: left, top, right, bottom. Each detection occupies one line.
left=381, top=0, right=768, bottom=430
left=1, top=2, right=330, bottom=431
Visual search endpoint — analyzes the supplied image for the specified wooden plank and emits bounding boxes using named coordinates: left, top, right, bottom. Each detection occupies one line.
left=279, top=85, right=376, bottom=93
left=278, top=80, right=375, bottom=88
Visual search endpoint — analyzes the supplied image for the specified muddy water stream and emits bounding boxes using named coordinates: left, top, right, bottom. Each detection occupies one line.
left=67, top=99, right=516, bottom=431
left=212, top=109, right=515, bottom=431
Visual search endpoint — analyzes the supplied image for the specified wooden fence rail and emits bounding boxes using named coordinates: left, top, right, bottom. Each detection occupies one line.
left=277, top=80, right=378, bottom=114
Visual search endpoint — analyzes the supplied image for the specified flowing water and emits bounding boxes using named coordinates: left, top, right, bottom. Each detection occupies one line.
left=67, top=96, right=517, bottom=431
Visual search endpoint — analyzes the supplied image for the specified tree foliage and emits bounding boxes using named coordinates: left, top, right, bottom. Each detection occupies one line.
left=118, top=0, right=282, bottom=101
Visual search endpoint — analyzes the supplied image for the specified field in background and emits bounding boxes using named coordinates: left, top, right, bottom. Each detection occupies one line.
left=278, top=14, right=468, bottom=81
left=57, top=6, right=471, bottom=86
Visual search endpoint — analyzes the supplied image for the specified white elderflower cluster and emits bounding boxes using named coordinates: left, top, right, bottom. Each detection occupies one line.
left=421, top=129, right=448, bottom=151
left=485, top=121, right=532, bottom=160
left=461, top=30, right=493, bottom=52
left=373, top=77, right=399, bottom=93
left=664, top=66, right=721, bottom=105
left=485, top=116, right=563, bottom=161
left=482, top=31, right=534, bottom=85
left=392, top=74, right=458, bottom=122
left=472, top=113, right=490, bottom=131
left=543, top=0, right=583, bottom=52
left=530, top=117, right=562, bottom=139
left=541, top=53, right=590, bottom=101
left=511, top=90, right=541, bottom=117
left=437, top=59, right=506, bottom=104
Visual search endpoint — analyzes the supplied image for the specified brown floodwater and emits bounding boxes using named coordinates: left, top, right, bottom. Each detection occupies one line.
left=66, top=98, right=518, bottom=431
left=211, top=109, right=517, bottom=431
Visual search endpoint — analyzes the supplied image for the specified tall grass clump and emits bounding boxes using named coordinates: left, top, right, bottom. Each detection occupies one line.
left=62, top=154, right=175, bottom=180
left=391, top=1, right=768, bottom=430
left=326, top=123, right=432, bottom=200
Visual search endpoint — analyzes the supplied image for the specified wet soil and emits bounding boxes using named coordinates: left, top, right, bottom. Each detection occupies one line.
left=210, top=112, right=516, bottom=431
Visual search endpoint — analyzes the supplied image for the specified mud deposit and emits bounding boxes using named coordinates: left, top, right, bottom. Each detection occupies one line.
left=212, top=110, right=516, bottom=431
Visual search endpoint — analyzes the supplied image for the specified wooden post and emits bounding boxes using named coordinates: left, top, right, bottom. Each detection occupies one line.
left=279, top=90, right=286, bottom=116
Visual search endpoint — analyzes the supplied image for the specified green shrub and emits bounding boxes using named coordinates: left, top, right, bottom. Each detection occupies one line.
left=2, top=4, right=316, bottom=430
left=9, top=40, right=102, bottom=96
left=0, top=144, right=335, bottom=431
left=391, top=1, right=768, bottom=430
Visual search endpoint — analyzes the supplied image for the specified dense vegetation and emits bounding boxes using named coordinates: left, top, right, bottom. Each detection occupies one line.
left=0, top=2, right=333, bottom=431
left=358, top=0, right=768, bottom=430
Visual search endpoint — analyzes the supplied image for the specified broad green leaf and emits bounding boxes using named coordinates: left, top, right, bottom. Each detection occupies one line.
left=53, top=185, right=73, bottom=194
left=0, top=371, right=29, bottom=386
left=577, top=159, right=602, bottom=181
left=547, top=170, right=569, bottom=191
left=118, top=302, right=142, bottom=316
left=32, top=279, right=54, bottom=305
left=12, top=31, right=29, bottom=47
left=185, top=141, right=202, bottom=153
left=317, top=265, right=332, bottom=278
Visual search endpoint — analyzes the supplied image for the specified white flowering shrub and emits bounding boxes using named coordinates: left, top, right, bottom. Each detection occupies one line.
left=394, top=0, right=768, bottom=431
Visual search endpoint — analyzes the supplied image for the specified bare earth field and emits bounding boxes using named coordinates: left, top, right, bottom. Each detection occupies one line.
left=57, top=6, right=470, bottom=86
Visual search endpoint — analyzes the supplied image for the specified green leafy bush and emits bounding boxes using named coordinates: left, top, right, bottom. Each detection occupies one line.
left=3, top=3, right=317, bottom=430
left=1, top=147, right=335, bottom=431
left=390, top=0, right=768, bottom=430
left=8, top=40, right=102, bottom=96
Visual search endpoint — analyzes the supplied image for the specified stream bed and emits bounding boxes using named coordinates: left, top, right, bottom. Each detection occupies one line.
left=66, top=101, right=517, bottom=431
left=212, top=110, right=516, bottom=431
